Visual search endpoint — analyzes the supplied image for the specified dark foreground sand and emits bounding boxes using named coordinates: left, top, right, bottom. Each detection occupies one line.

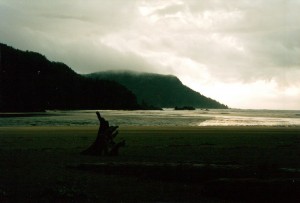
left=0, top=126, right=299, bottom=202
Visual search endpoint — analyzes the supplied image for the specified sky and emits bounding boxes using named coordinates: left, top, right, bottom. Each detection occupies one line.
left=0, top=0, right=299, bottom=110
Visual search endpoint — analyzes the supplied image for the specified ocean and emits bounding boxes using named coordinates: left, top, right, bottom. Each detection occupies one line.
left=1, top=109, right=300, bottom=127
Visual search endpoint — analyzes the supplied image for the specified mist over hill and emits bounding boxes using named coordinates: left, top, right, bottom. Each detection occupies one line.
left=0, top=43, right=227, bottom=112
left=0, top=43, right=140, bottom=112
left=86, top=70, right=228, bottom=109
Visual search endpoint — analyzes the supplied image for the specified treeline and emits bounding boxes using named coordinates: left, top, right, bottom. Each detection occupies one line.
left=0, top=43, right=140, bottom=112
left=86, top=71, right=228, bottom=109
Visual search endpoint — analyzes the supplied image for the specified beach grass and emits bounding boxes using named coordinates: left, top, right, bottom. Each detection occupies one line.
left=0, top=126, right=299, bottom=202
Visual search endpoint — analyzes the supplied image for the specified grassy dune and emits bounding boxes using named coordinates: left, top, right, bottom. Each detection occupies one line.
left=0, top=126, right=299, bottom=202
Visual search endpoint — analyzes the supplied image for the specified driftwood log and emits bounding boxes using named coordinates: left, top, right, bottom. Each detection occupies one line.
left=81, top=111, right=125, bottom=156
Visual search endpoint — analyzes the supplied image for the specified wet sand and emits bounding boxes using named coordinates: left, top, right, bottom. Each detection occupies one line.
left=0, top=126, right=299, bottom=202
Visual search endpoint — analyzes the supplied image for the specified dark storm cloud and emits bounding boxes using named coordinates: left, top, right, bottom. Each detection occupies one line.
left=0, top=0, right=299, bottom=109
left=0, top=0, right=149, bottom=73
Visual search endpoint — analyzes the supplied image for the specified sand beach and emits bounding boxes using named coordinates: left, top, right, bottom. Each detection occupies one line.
left=0, top=126, right=299, bottom=202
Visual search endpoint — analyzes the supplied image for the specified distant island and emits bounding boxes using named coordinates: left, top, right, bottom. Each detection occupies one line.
left=174, top=106, right=196, bottom=110
left=0, top=43, right=227, bottom=112
left=86, top=71, right=228, bottom=109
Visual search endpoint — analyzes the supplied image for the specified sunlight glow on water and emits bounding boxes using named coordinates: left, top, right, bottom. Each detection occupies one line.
left=198, top=115, right=300, bottom=127
left=0, top=109, right=300, bottom=127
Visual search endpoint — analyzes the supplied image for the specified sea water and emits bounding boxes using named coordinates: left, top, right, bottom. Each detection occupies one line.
left=0, top=109, right=300, bottom=127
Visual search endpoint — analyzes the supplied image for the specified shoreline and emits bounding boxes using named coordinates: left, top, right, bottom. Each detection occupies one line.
left=1, top=108, right=300, bottom=127
left=1, top=125, right=300, bottom=131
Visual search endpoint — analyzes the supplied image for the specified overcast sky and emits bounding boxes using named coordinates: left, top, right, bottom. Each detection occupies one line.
left=1, top=0, right=299, bottom=110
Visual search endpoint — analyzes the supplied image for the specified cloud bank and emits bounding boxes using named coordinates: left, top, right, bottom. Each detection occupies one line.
left=1, top=0, right=299, bottom=109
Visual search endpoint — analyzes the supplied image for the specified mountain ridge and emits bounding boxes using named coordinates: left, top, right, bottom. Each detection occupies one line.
left=0, top=43, right=227, bottom=111
left=0, top=43, right=140, bottom=112
left=86, top=70, right=228, bottom=109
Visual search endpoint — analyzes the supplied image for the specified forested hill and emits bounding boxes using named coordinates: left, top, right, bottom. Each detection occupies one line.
left=86, top=71, right=228, bottom=109
left=0, top=43, right=140, bottom=112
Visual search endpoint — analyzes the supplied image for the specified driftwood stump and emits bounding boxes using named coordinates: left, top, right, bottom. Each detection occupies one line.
left=81, top=111, right=125, bottom=156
